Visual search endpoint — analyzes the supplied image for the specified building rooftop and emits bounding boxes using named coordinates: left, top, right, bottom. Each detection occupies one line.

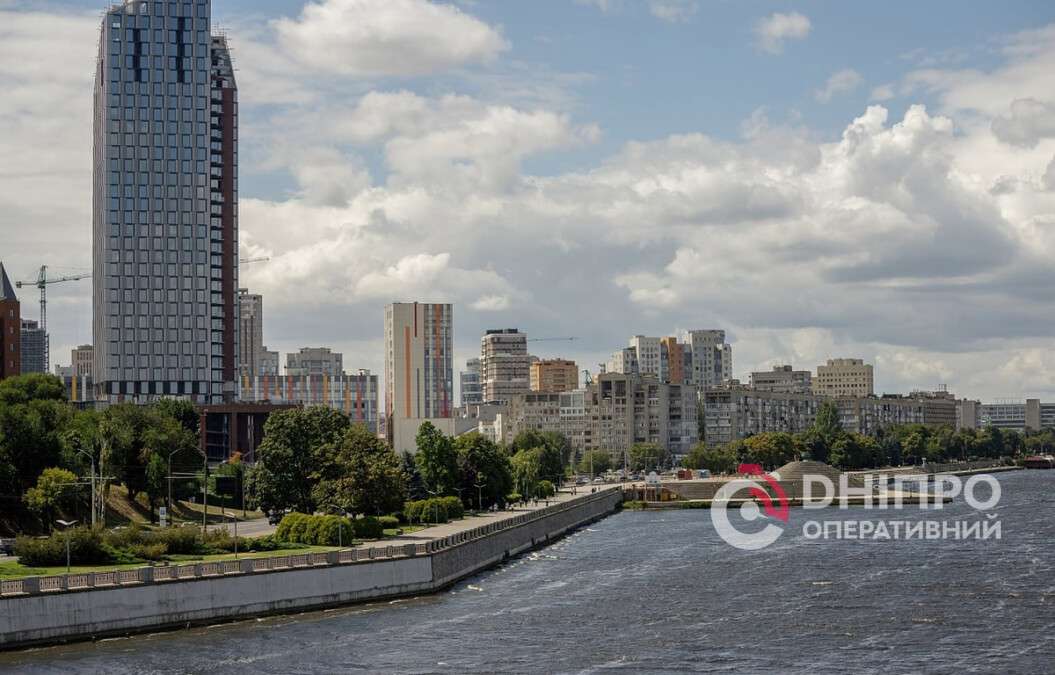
left=0, top=262, right=16, bottom=301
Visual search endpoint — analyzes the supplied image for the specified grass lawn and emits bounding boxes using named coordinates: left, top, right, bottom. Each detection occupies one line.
left=0, top=561, right=146, bottom=579
left=382, top=524, right=428, bottom=537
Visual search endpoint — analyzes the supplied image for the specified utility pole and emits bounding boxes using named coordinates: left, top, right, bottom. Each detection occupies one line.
left=75, top=448, right=96, bottom=528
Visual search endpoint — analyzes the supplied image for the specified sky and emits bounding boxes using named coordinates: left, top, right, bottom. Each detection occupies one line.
left=3, top=0, right=1055, bottom=402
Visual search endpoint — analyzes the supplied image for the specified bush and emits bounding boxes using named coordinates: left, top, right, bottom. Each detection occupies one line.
left=378, top=515, right=400, bottom=530
left=438, top=496, right=464, bottom=520
left=15, top=527, right=111, bottom=567
left=352, top=516, right=383, bottom=539
left=389, top=510, right=408, bottom=525
left=311, top=515, right=353, bottom=546
left=537, top=480, right=556, bottom=499
left=506, top=492, right=522, bottom=505
left=403, top=498, right=450, bottom=524
left=276, top=512, right=310, bottom=543
left=145, top=525, right=201, bottom=555
left=127, top=542, right=168, bottom=561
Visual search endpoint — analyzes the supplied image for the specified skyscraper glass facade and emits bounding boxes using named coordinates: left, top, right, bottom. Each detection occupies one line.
left=92, top=0, right=238, bottom=403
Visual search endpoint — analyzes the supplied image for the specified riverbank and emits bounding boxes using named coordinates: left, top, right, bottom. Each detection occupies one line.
left=0, top=487, right=622, bottom=651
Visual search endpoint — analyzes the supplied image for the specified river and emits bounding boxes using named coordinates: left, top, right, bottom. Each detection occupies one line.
left=2, top=470, right=1053, bottom=673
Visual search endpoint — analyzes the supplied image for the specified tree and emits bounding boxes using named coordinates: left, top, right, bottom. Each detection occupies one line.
left=628, top=443, right=669, bottom=472
left=401, top=450, right=427, bottom=501
left=510, top=430, right=566, bottom=483
left=415, top=421, right=458, bottom=495
left=682, top=443, right=737, bottom=474
left=742, top=433, right=795, bottom=470
left=24, top=467, right=82, bottom=528
left=577, top=450, right=611, bottom=476
left=511, top=447, right=543, bottom=500
left=0, top=372, right=66, bottom=406
left=153, top=398, right=199, bottom=435
left=314, top=424, right=406, bottom=517
left=812, top=400, right=843, bottom=443
left=246, top=406, right=350, bottom=515
left=455, top=432, right=514, bottom=509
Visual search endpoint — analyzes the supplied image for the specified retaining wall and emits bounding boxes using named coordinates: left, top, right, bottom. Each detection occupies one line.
left=0, top=488, right=621, bottom=650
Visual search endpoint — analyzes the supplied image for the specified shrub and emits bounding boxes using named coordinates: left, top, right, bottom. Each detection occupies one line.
left=352, top=516, right=384, bottom=539
left=506, top=492, right=522, bottom=505
left=276, top=512, right=309, bottom=543
left=147, top=525, right=200, bottom=554
left=311, top=515, right=353, bottom=546
left=438, top=496, right=464, bottom=520
left=404, top=500, right=422, bottom=524
left=15, top=527, right=111, bottom=567
left=127, top=542, right=168, bottom=561
left=378, top=515, right=400, bottom=530
left=537, top=480, right=556, bottom=499
left=389, top=511, right=408, bottom=525
left=403, top=498, right=450, bottom=524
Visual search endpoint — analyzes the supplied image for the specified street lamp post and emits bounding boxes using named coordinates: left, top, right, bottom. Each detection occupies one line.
left=167, top=448, right=181, bottom=526
left=473, top=482, right=487, bottom=512
left=56, top=519, right=77, bottom=575
left=425, top=488, right=440, bottom=525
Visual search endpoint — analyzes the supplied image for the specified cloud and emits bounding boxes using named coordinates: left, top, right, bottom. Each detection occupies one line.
left=754, top=12, right=811, bottom=54
left=648, top=1, right=699, bottom=23
left=815, top=68, right=864, bottom=103
left=274, top=0, right=508, bottom=77
left=991, top=98, right=1055, bottom=148
left=870, top=83, right=895, bottom=102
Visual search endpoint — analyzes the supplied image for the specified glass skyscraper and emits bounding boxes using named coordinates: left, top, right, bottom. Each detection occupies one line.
left=92, top=0, right=238, bottom=404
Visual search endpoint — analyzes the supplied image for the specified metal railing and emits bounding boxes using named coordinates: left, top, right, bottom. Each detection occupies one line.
left=0, top=488, right=620, bottom=599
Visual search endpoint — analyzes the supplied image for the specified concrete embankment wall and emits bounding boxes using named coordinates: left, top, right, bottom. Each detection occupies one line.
left=0, top=488, right=622, bottom=650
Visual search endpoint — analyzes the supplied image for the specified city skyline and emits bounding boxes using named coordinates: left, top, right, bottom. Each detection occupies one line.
left=4, top=1, right=1055, bottom=402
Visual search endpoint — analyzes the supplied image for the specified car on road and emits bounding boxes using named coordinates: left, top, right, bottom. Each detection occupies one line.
left=0, top=538, right=14, bottom=555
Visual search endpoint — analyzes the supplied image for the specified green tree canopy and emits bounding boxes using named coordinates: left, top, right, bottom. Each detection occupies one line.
left=628, top=442, right=670, bottom=472
left=577, top=450, right=611, bottom=477
left=455, top=432, right=513, bottom=509
left=314, top=424, right=406, bottom=517
left=415, top=421, right=458, bottom=495
left=246, top=406, right=350, bottom=515
left=23, top=467, right=83, bottom=528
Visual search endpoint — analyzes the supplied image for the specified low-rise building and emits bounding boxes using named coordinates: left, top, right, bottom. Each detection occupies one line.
left=239, top=370, right=379, bottom=432
left=750, top=365, right=812, bottom=394
left=835, top=396, right=925, bottom=435
left=979, top=399, right=1055, bottom=432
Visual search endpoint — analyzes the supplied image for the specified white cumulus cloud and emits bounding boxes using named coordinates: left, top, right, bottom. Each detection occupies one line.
left=275, top=0, right=508, bottom=77
left=816, top=68, right=863, bottom=103
left=754, top=11, right=812, bottom=54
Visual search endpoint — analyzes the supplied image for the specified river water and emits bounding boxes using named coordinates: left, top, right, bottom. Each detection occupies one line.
left=2, top=470, right=1053, bottom=674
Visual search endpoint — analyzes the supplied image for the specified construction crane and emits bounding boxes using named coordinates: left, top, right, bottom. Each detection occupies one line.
left=239, top=256, right=270, bottom=264
left=526, top=336, right=579, bottom=342
left=15, top=265, right=91, bottom=373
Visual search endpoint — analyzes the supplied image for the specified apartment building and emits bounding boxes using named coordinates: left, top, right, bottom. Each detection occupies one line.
left=239, top=370, right=379, bottom=432
left=749, top=365, right=812, bottom=394
left=813, top=358, right=874, bottom=397
left=530, top=358, right=579, bottom=393
left=481, top=328, right=530, bottom=403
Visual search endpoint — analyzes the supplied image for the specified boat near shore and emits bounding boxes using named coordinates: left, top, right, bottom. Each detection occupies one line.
left=1023, top=455, right=1055, bottom=469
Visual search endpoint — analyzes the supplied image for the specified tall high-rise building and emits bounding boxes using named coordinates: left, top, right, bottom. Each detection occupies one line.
left=685, top=329, right=732, bottom=389
left=238, top=289, right=264, bottom=376
left=286, top=347, right=343, bottom=377
left=0, top=263, right=20, bottom=380
left=20, top=320, right=46, bottom=374
left=460, top=357, right=482, bottom=406
left=481, top=328, right=529, bottom=403
left=384, top=302, right=454, bottom=451
left=530, top=358, right=579, bottom=393
left=92, top=1, right=239, bottom=403
left=660, top=336, right=688, bottom=385
left=627, top=336, right=663, bottom=380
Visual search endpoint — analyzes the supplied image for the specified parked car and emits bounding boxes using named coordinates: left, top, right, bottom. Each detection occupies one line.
left=0, top=538, right=15, bottom=555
